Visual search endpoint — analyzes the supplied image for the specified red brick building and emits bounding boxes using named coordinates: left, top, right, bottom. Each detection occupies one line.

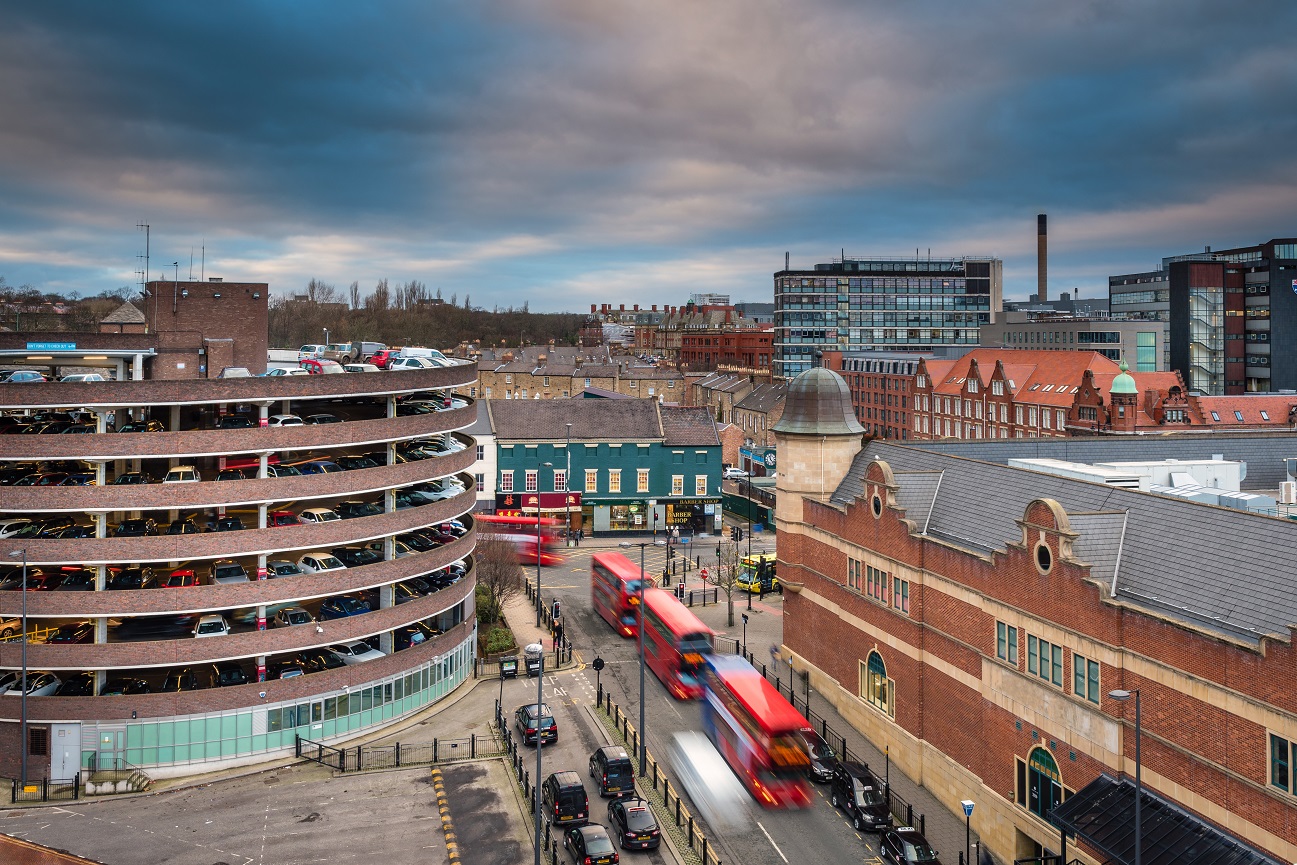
left=773, top=368, right=1295, bottom=864
left=822, top=350, right=923, bottom=440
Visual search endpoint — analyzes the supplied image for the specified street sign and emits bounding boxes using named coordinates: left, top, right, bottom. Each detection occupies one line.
left=961, top=799, right=975, bottom=817
left=592, top=657, right=605, bottom=671
left=699, top=567, right=709, bottom=581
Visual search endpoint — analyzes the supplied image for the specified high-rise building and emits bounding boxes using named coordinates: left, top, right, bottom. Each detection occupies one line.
left=1109, top=238, right=1297, bottom=394
left=773, top=254, right=1002, bottom=379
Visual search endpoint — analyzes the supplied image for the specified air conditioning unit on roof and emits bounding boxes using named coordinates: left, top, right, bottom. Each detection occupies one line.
left=1280, top=481, right=1297, bottom=505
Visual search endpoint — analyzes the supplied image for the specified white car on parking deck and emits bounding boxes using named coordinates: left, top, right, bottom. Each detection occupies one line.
left=328, top=640, right=387, bottom=665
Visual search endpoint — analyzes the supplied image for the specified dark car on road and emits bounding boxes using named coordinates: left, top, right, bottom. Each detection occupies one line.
left=803, top=728, right=839, bottom=783
left=515, top=703, right=557, bottom=746
left=589, top=746, right=635, bottom=798
left=831, top=762, right=893, bottom=832
left=879, top=826, right=942, bottom=864
left=561, top=824, right=616, bottom=865
left=607, top=797, right=660, bottom=850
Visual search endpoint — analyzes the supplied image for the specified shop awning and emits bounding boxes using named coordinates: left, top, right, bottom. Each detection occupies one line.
left=1050, top=774, right=1283, bottom=865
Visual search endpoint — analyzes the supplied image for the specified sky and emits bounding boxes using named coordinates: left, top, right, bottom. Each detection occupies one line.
left=1, top=1, right=1294, bottom=311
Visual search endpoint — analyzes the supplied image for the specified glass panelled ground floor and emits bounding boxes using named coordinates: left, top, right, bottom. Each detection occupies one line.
left=74, top=634, right=474, bottom=775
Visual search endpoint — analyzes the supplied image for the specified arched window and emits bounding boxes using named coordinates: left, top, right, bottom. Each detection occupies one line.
left=860, top=651, right=893, bottom=717
left=1024, top=747, right=1063, bottom=820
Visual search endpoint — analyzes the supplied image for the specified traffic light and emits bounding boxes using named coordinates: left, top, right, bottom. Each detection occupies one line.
left=730, top=527, right=738, bottom=541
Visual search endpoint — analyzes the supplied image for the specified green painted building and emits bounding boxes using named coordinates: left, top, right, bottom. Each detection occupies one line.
left=488, top=399, right=722, bottom=535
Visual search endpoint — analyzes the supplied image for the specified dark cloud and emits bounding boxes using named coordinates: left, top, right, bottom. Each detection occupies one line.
left=0, top=0, right=1294, bottom=307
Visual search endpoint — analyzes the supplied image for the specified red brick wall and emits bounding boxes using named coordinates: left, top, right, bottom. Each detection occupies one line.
left=144, top=280, right=269, bottom=375
left=785, top=457, right=1297, bottom=856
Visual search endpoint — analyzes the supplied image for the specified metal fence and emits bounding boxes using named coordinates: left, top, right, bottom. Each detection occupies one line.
left=296, top=733, right=507, bottom=773
left=10, top=774, right=80, bottom=804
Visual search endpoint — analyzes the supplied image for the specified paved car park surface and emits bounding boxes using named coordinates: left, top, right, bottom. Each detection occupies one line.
left=2, top=762, right=452, bottom=865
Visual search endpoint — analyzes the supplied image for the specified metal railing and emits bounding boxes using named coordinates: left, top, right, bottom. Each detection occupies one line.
left=295, top=732, right=507, bottom=773
left=10, top=774, right=80, bottom=803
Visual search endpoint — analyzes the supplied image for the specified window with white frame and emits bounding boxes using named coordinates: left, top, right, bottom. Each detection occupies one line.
left=500, top=471, right=515, bottom=493
left=553, top=469, right=567, bottom=492
left=585, top=469, right=598, bottom=493
left=475, top=473, right=485, bottom=492
left=1057, top=409, right=1067, bottom=428
left=525, top=469, right=538, bottom=492
left=637, top=468, right=650, bottom=493
left=608, top=470, right=621, bottom=493
left=671, top=475, right=684, bottom=496
left=695, top=475, right=707, bottom=496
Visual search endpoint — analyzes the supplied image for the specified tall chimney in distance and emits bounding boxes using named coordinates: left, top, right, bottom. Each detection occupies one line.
left=1037, top=213, right=1048, bottom=302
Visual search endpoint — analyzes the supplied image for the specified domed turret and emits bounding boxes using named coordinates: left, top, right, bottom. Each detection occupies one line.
left=772, top=367, right=864, bottom=436
left=772, top=366, right=865, bottom=532
left=1110, top=359, right=1137, bottom=395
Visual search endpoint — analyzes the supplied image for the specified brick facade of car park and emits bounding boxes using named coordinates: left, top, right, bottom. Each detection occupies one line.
left=8, top=525, right=474, bottom=620
left=0, top=573, right=473, bottom=675
left=142, top=281, right=269, bottom=377
left=0, top=362, right=480, bottom=780
left=0, top=407, right=477, bottom=462
left=781, top=457, right=1297, bottom=863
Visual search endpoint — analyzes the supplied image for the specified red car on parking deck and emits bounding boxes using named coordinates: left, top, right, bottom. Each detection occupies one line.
left=268, top=510, right=302, bottom=528
left=367, top=349, right=397, bottom=369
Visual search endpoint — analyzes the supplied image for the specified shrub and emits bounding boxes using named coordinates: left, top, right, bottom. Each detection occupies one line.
left=483, top=626, right=515, bottom=655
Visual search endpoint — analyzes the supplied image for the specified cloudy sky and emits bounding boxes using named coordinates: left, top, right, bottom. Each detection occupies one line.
left=1, top=1, right=1294, bottom=311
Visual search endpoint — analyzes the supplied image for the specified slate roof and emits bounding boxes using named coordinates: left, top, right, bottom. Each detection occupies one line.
left=488, top=398, right=663, bottom=442
left=833, top=441, right=1297, bottom=644
left=660, top=406, right=720, bottom=446
left=462, top=399, right=495, bottom=436
left=734, top=383, right=787, bottom=414
left=101, top=302, right=146, bottom=324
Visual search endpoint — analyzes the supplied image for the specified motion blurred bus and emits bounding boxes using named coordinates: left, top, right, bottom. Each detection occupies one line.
left=591, top=551, right=656, bottom=637
left=641, top=588, right=713, bottom=699
left=476, top=513, right=565, bottom=566
left=701, top=654, right=811, bottom=808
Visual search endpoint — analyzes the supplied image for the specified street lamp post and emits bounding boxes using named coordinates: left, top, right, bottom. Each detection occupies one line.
left=637, top=541, right=649, bottom=776
left=1109, top=689, right=1142, bottom=865
left=7, top=549, right=27, bottom=786
left=534, top=653, right=545, bottom=865
left=323, top=327, right=329, bottom=347
left=565, top=423, right=572, bottom=545
left=535, top=461, right=552, bottom=628
left=741, top=613, right=749, bottom=659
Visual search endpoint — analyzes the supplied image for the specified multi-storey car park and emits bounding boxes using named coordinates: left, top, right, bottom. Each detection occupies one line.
left=0, top=361, right=479, bottom=781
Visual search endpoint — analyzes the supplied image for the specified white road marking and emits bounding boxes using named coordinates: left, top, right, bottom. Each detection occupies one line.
left=258, top=804, right=271, bottom=864
left=756, top=821, right=789, bottom=863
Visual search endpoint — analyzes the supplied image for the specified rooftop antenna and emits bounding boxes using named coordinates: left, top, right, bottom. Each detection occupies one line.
left=137, top=222, right=151, bottom=328
left=188, top=247, right=194, bottom=281
left=201, top=241, right=205, bottom=282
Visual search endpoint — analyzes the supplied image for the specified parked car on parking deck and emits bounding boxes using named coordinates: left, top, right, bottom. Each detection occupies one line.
left=318, top=596, right=371, bottom=620
left=192, top=614, right=231, bottom=638
left=208, top=559, right=249, bottom=584
left=272, top=606, right=314, bottom=628
left=298, top=507, right=341, bottom=524
left=3, top=672, right=62, bottom=697
left=297, top=552, right=347, bottom=574
left=114, top=518, right=158, bottom=537
left=163, top=465, right=201, bottom=483
left=265, top=559, right=304, bottom=578
left=267, top=413, right=304, bottom=425
left=46, top=621, right=95, bottom=643
left=328, top=640, right=387, bottom=664
left=101, top=677, right=153, bottom=696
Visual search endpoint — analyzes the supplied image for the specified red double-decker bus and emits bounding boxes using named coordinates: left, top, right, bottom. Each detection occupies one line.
left=477, top=513, right=565, bottom=566
left=590, top=551, right=656, bottom=637
left=701, top=654, right=812, bottom=808
left=640, top=588, right=713, bottom=700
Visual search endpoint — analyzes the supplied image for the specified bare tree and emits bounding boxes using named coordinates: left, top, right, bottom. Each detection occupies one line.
left=713, top=540, right=743, bottom=627
left=349, top=280, right=360, bottom=309
left=475, top=533, right=523, bottom=625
